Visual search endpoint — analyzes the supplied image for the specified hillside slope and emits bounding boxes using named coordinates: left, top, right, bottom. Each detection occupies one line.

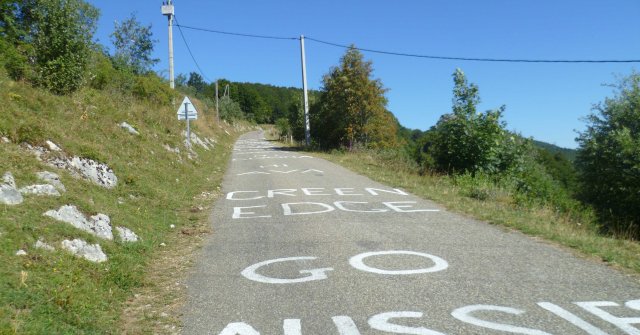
left=0, top=72, right=252, bottom=333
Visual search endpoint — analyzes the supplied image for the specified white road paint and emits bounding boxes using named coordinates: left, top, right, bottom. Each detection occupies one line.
left=237, top=171, right=271, bottom=176
left=537, top=302, right=608, bottom=335
left=451, top=305, right=552, bottom=335
left=218, top=322, right=260, bottom=335
left=214, top=299, right=640, bottom=335
left=232, top=206, right=271, bottom=219
left=332, top=316, right=362, bottom=335
left=576, top=301, right=640, bottom=335
left=382, top=202, right=440, bottom=213
left=628, top=300, right=640, bottom=311
left=226, top=187, right=412, bottom=200
left=283, top=319, right=302, bottom=335
left=301, top=169, right=324, bottom=174
left=349, top=251, right=448, bottom=275
left=240, top=257, right=334, bottom=284
left=282, top=202, right=336, bottom=216
left=368, top=311, right=446, bottom=335
left=334, top=201, right=388, bottom=213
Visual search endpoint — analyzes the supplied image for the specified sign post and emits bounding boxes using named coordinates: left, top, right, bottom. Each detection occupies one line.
left=177, top=96, right=198, bottom=148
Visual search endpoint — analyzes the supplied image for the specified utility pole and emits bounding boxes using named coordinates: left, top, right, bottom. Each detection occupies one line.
left=215, top=81, right=220, bottom=123
left=161, top=1, right=175, bottom=89
left=300, top=35, right=311, bottom=146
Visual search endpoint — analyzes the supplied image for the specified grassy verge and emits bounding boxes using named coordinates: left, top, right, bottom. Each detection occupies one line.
left=0, top=72, right=251, bottom=333
left=316, top=149, right=640, bottom=276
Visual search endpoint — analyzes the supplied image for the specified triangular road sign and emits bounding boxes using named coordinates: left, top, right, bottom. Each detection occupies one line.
left=177, top=96, right=198, bottom=120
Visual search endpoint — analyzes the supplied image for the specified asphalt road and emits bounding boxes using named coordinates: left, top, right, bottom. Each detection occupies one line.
left=182, top=131, right=640, bottom=335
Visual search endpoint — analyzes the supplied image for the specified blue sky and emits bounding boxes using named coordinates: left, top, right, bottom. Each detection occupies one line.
left=90, top=0, right=639, bottom=148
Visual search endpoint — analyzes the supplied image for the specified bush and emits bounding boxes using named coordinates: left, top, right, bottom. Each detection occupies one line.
left=0, top=39, right=31, bottom=81
left=132, top=74, right=173, bottom=105
left=576, top=72, right=640, bottom=238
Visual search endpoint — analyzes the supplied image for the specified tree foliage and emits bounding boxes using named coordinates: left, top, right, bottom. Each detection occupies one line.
left=425, top=69, right=524, bottom=175
left=314, top=46, right=397, bottom=149
left=111, top=12, right=158, bottom=75
left=0, top=0, right=99, bottom=94
left=576, top=72, right=640, bottom=237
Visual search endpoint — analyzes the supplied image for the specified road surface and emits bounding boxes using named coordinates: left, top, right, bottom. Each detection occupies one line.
left=182, top=131, right=640, bottom=335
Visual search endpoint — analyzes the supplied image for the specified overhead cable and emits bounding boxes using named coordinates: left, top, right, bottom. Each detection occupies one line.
left=174, top=16, right=213, bottom=82
left=175, top=23, right=640, bottom=64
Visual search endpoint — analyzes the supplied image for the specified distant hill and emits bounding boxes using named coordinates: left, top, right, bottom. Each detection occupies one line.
left=532, top=140, right=578, bottom=161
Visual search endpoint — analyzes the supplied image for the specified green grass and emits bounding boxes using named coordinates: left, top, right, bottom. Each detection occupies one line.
left=0, top=72, right=247, bottom=333
left=316, top=149, right=640, bottom=276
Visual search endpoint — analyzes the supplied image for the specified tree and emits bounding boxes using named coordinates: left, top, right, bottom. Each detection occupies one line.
left=9, top=0, right=99, bottom=94
left=315, top=46, right=397, bottom=149
left=186, top=72, right=206, bottom=94
left=575, top=72, right=640, bottom=237
left=111, top=13, right=158, bottom=74
left=218, top=96, right=243, bottom=121
left=426, top=69, right=520, bottom=175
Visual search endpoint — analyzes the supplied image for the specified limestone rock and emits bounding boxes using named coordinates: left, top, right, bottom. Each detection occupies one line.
left=183, top=131, right=210, bottom=150
left=36, top=171, right=66, bottom=192
left=49, top=156, right=118, bottom=189
left=1, top=172, right=23, bottom=205
left=163, top=144, right=180, bottom=154
left=35, top=239, right=55, bottom=251
left=116, top=226, right=139, bottom=242
left=120, top=122, right=140, bottom=135
left=45, top=140, right=62, bottom=152
left=19, top=184, right=60, bottom=197
left=1, top=137, right=9, bottom=143
left=44, top=205, right=114, bottom=240
left=16, top=250, right=27, bottom=256
left=61, top=239, right=107, bottom=263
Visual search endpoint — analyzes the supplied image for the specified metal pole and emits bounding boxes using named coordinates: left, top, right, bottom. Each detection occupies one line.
left=300, top=35, right=311, bottom=146
left=185, top=102, right=191, bottom=148
left=215, top=81, right=219, bottom=123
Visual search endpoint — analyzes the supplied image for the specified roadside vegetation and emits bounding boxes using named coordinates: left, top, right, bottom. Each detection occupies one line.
left=273, top=47, right=639, bottom=273
left=0, top=1, right=254, bottom=333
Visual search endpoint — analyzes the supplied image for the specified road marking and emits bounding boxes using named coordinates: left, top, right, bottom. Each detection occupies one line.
left=240, top=257, right=333, bottom=284
left=537, top=302, right=608, bottom=335
left=369, top=311, right=446, bottom=335
left=349, top=251, right=448, bottom=275
left=576, top=301, right=640, bottom=335
left=451, top=305, right=552, bottom=335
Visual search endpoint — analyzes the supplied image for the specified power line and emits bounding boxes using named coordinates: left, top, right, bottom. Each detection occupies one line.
left=304, top=37, right=640, bottom=64
left=177, top=24, right=298, bottom=41
left=174, top=22, right=640, bottom=64
left=173, top=16, right=213, bottom=82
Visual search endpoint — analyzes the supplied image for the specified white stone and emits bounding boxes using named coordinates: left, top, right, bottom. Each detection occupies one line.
left=170, top=224, right=175, bottom=229
left=16, top=249, right=27, bottom=256
left=183, top=131, right=210, bottom=150
left=48, top=156, right=118, bottom=189
left=36, top=171, right=66, bottom=192
left=44, top=205, right=114, bottom=240
left=1, top=172, right=23, bottom=205
left=61, top=239, right=107, bottom=263
left=120, top=122, right=140, bottom=135
left=19, top=184, right=60, bottom=196
left=1, top=137, right=9, bottom=143
left=116, top=226, right=139, bottom=242
left=163, top=144, right=180, bottom=154
left=24, top=144, right=48, bottom=161
left=35, top=239, right=55, bottom=251
left=160, top=242, right=166, bottom=247
left=45, top=140, right=62, bottom=151
left=3, top=172, right=16, bottom=188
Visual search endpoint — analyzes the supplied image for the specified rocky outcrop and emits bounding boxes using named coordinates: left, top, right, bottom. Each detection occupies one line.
left=37, top=171, right=66, bottom=192
left=44, top=205, right=114, bottom=240
left=1, top=172, right=23, bottom=205
left=61, top=239, right=107, bottom=263
left=116, top=226, right=139, bottom=242
left=19, top=184, right=60, bottom=196
left=25, top=141, right=118, bottom=189
left=120, top=122, right=140, bottom=135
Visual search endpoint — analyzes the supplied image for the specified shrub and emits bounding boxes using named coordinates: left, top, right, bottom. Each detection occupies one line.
left=132, top=74, right=173, bottom=105
left=576, top=72, right=640, bottom=238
